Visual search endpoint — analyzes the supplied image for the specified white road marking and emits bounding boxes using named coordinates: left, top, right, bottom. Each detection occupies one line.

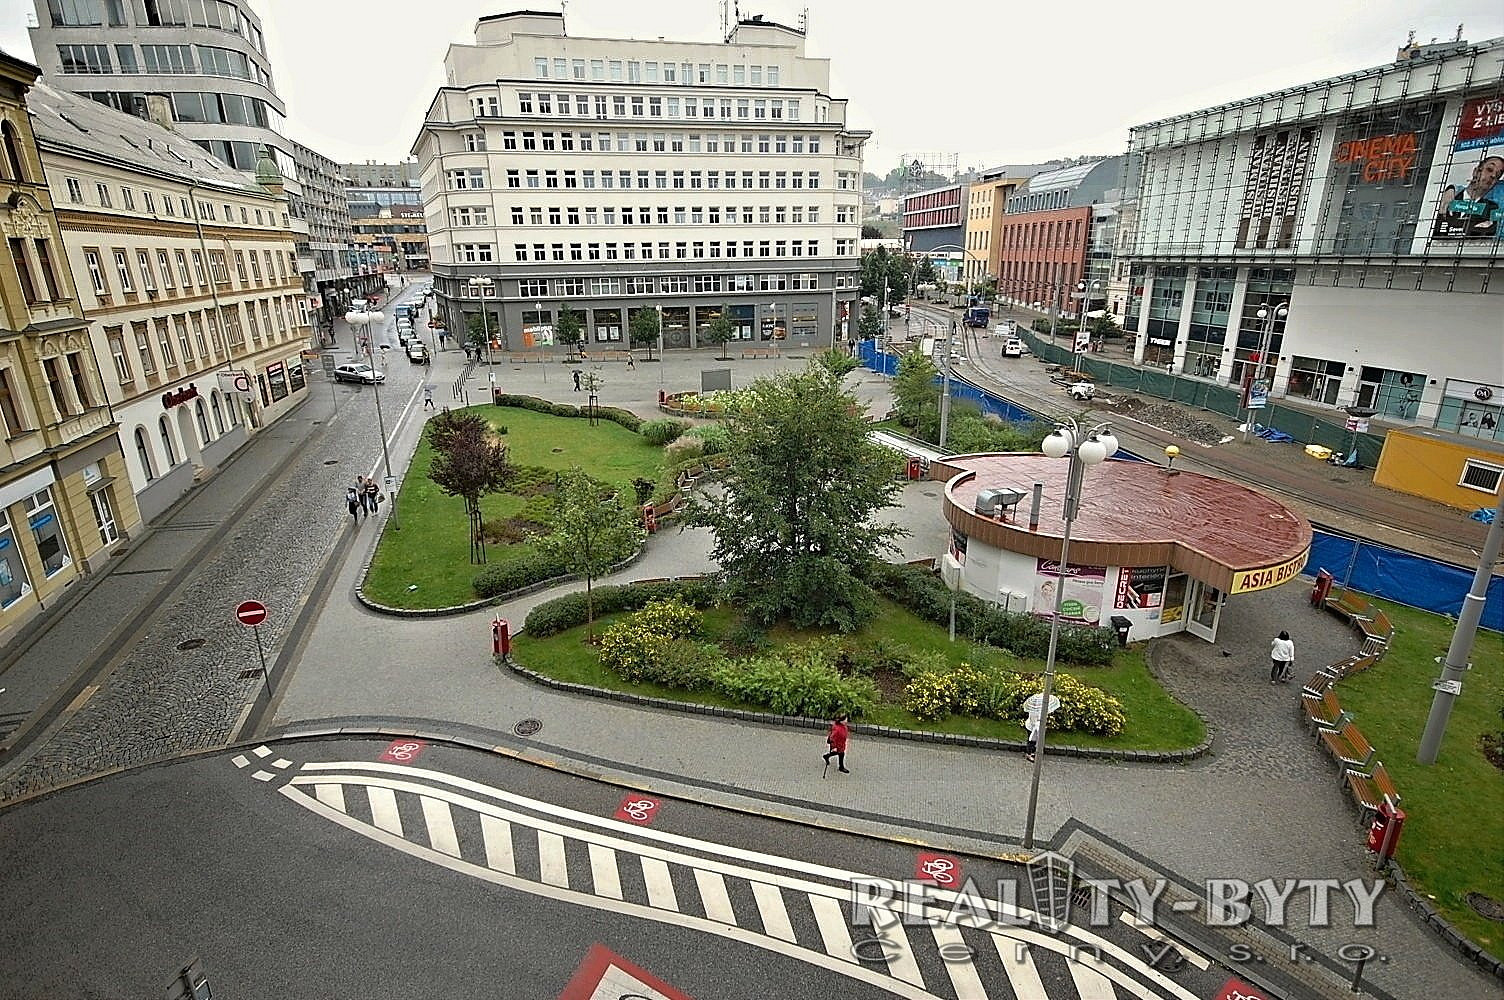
left=751, top=881, right=795, bottom=942
left=367, top=786, right=402, bottom=837
left=693, top=868, right=736, bottom=925
left=991, top=932, right=1049, bottom=1000
left=421, top=797, right=460, bottom=857
left=808, top=893, right=854, bottom=963
left=480, top=814, right=514, bottom=873
left=252, top=770, right=275, bottom=782
left=272, top=758, right=292, bottom=769
left=1069, top=956, right=1119, bottom=1000
left=641, top=857, right=679, bottom=911
left=314, top=784, right=345, bottom=812
left=537, top=830, right=569, bottom=888
left=279, top=784, right=949, bottom=1000
left=868, top=904, right=925, bottom=986
left=588, top=843, right=622, bottom=900
left=231, top=755, right=249, bottom=769
left=252, top=745, right=271, bottom=758
left=1118, top=912, right=1211, bottom=970
left=931, top=921, right=987, bottom=999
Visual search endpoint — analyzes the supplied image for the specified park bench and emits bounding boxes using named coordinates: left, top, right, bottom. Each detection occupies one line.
left=1303, top=688, right=1350, bottom=733
left=1325, top=587, right=1372, bottom=624
left=1319, top=721, right=1376, bottom=773
left=740, top=347, right=778, bottom=359
left=1359, top=608, right=1394, bottom=654
left=1301, top=671, right=1335, bottom=699
left=505, top=353, right=547, bottom=364
left=1345, top=762, right=1400, bottom=825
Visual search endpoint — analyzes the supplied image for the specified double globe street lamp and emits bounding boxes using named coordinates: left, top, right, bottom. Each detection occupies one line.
left=1022, top=418, right=1118, bottom=849
left=1242, top=301, right=1289, bottom=442
left=468, top=276, right=495, bottom=366
left=345, top=307, right=398, bottom=530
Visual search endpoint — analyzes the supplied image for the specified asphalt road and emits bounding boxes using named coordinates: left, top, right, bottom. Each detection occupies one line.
left=0, top=737, right=1242, bottom=1000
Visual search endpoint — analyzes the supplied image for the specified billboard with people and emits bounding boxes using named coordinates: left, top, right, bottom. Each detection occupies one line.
left=1431, top=95, right=1504, bottom=242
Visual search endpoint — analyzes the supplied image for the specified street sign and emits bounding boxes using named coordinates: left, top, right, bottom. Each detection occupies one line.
left=558, top=944, right=692, bottom=1000
left=321, top=354, right=337, bottom=376
left=235, top=600, right=267, bottom=627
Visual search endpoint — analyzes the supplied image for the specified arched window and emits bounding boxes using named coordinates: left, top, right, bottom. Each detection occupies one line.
left=227, top=394, right=240, bottom=426
left=134, top=426, right=155, bottom=481
left=1, top=121, right=24, bottom=183
left=195, top=399, right=211, bottom=441
left=158, top=415, right=177, bottom=466
left=210, top=393, right=224, bottom=434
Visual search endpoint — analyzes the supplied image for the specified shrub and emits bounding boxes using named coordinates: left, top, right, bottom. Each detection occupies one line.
left=641, top=638, right=727, bottom=691
left=597, top=406, right=642, bottom=432
left=713, top=645, right=878, bottom=719
left=900, top=662, right=1125, bottom=736
left=485, top=395, right=638, bottom=431
left=598, top=598, right=704, bottom=682
left=663, top=436, right=706, bottom=462
left=473, top=551, right=568, bottom=598
left=812, top=347, right=860, bottom=376
left=480, top=517, right=546, bottom=545
left=632, top=477, right=656, bottom=505
left=523, top=579, right=719, bottom=637
left=641, top=418, right=690, bottom=446
left=685, top=423, right=730, bottom=456
left=550, top=402, right=581, bottom=417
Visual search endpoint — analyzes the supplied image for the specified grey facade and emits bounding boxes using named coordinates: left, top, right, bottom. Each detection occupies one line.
left=291, top=139, right=363, bottom=324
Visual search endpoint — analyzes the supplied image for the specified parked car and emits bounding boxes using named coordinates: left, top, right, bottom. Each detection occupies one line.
left=396, top=323, right=415, bottom=346
left=333, top=362, right=384, bottom=384
left=1002, top=338, right=1025, bottom=358
left=1066, top=381, right=1096, bottom=401
left=406, top=341, right=430, bottom=365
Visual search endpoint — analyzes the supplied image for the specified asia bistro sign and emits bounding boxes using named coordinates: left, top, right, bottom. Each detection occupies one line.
left=1333, top=132, right=1421, bottom=184
left=1229, top=549, right=1310, bottom=595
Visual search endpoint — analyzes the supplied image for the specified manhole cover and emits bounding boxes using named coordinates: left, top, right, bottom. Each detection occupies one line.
left=176, top=638, right=206, bottom=651
left=922, top=490, right=938, bottom=497
left=238, top=668, right=262, bottom=679
left=1467, top=892, right=1504, bottom=922
left=514, top=718, right=543, bottom=737
left=324, top=459, right=340, bottom=465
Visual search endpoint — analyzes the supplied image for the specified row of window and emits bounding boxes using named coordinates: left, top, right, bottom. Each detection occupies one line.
left=1000, top=218, right=1090, bottom=252
left=60, top=173, right=290, bottom=229
left=51, top=0, right=241, bottom=32
left=102, top=297, right=305, bottom=389
left=79, top=241, right=298, bottom=302
left=454, top=203, right=844, bottom=228
left=449, top=167, right=846, bottom=193
left=511, top=273, right=828, bottom=299
left=531, top=56, right=782, bottom=88
left=482, top=130, right=826, bottom=155
left=455, top=237, right=857, bottom=264
left=513, top=91, right=801, bottom=123
left=56, top=42, right=271, bottom=86
left=129, top=389, right=242, bottom=489
left=8, top=238, right=66, bottom=306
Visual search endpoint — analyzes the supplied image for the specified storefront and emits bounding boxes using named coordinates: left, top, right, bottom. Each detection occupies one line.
left=937, top=453, right=1312, bottom=643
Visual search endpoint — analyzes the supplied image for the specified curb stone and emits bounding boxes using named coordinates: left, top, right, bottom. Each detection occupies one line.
left=1385, top=858, right=1504, bottom=980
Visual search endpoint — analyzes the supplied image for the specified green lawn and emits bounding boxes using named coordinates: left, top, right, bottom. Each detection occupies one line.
left=512, top=596, right=1206, bottom=751
left=1334, top=598, right=1504, bottom=957
left=364, top=405, right=664, bottom=608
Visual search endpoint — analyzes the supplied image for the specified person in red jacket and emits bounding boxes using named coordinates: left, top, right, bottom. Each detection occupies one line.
left=822, top=715, right=851, bottom=773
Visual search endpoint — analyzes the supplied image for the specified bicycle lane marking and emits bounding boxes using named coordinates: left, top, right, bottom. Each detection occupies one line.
left=282, top=765, right=1202, bottom=1000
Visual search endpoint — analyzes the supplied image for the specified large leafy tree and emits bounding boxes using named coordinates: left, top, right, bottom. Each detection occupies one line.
left=700, top=308, right=734, bottom=360
left=692, top=368, right=904, bottom=631
left=858, top=303, right=883, bottom=340
left=628, top=308, right=660, bottom=359
left=535, top=468, right=644, bottom=628
left=859, top=247, right=912, bottom=303
left=891, top=351, right=940, bottom=430
left=555, top=307, right=584, bottom=358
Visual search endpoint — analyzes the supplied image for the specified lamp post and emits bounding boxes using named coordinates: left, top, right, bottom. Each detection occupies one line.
left=345, top=308, right=398, bottom=530
left=1242, top=301, right=1288, bottom=442
left=467, top=276, right=494, bottom=367
left=1022, top=418, right=1118, bottom=850
left=1073, top=279, right=1102, bottom=372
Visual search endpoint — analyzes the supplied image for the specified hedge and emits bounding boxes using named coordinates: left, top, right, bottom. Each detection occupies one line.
left=474, top=551, right=569, bottom=598
left=903, top=665, right=1125, bottom=736
left=641, top=418, right=690, bottom=445
left=523, top=578, right=721, bottom=637
left=864, top=562, right=1115, bottom=665
left=488, top=394, right=642, bottom=432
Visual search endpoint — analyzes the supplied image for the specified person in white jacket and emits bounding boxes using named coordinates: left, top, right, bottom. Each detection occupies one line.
left=1270, top=631, right=1295, bottom=683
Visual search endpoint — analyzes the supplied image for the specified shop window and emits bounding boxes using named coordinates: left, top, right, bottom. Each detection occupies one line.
left=23, top=487, right=69, bottom=577
left=0, top=509, right=30, bottom=607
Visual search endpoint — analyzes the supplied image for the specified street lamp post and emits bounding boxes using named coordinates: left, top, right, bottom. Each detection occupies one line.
left=1074, top=280, right=1102, bottom=372
left=467, top=276, right=494, bottom=367
left=1022, top=418, right=1118, bottom=849
left=1242, top=301, right=1288, bottom=442
left=345, top=308, right=398, bottom=530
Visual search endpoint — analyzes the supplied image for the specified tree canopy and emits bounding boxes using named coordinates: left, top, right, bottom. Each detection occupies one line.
left=427, top=411, right=512, bottom=522
left=535, top=467, right=644, bottom=627
left=628, top=308, right=660, bottom=358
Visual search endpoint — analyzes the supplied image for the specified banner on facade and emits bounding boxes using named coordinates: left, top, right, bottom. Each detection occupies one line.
left=1034, top=559, right=1106, bottom=624
left=1431, top=95, right=1504, bottom=241
left=1114, top=566, right=1167, bottom=609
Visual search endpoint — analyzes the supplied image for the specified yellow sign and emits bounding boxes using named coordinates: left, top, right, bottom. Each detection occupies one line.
left=1230, top=549, right=1310, bottom=595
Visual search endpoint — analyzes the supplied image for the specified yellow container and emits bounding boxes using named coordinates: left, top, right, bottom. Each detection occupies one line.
left=1305, top=444, right=1333, bottom=460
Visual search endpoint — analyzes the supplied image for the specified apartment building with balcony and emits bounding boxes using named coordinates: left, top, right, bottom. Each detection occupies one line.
left=415, top=10, right=868, bottom=351
left=0, top=49, right=142, bottom=644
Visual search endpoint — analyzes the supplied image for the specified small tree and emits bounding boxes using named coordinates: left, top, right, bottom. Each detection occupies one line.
left=916, top=257, right=938, bottom=287
left=892, top=351, right=940, bottom=430
left=427, top=412, right=513, bottom=561
left=629, top=308, right=661, bottom=360
left=465, top=312, right=491, bottom=350
left=858, top=303, right=883, bottom=340
left=556, top=307, right=584, bottom=359
left=535, top=468, right=645, bottom=629
left=701, top=308, right=734, bottom=360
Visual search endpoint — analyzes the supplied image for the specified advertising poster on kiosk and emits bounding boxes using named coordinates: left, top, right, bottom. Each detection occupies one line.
left=1034, top=559, right=1106, bottom=625
left=1432, top=95, right=1504, bottom=241
left=1115, top=566, right=1167, bottom=610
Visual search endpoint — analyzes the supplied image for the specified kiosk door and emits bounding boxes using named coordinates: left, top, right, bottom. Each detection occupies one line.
left=1159, top=573, right=1188, bottom=633
left=1187, top=581, right=1224, bottom=641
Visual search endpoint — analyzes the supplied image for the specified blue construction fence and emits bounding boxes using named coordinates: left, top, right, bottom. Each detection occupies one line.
left=859, top=339, right=1501, bottom=632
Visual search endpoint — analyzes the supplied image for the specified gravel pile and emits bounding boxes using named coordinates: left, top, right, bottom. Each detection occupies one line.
left=1108, top=396, right=1228, bottom=447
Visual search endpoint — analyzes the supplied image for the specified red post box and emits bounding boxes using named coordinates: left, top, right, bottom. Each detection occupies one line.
left=491, top=617, right=511, bottom=658
left=1366, top=799, right=1406, bottom=860
left=658, top=389, right=666, bottom=404
left=642, top=504, right=657, bottom=533
left=1311, top=568, right=1334, bottom=607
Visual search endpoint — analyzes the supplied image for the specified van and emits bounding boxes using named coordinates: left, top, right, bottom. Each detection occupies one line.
left=1003, top=338, right=1025, bottom=358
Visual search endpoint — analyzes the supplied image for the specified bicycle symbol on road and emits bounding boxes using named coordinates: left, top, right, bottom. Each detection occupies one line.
left=919, top=857, right=957, bottom=885
left=379, top=738, right=427, bottom=764
left=614, top=794, right=661, bottom=825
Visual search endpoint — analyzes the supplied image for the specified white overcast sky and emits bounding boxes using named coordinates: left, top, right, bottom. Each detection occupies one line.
left=4, top=0, right=1503, bottom=171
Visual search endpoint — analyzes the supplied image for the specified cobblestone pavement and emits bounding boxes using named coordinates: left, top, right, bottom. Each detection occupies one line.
left=0, top=282, right=431, bottom=801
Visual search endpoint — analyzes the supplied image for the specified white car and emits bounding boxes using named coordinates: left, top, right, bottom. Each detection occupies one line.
left=1002, top=338, right=1025, bottom=358
left=333, top=362, right=384, bottom=384
left=1067, top=381, right=1096, bottom=401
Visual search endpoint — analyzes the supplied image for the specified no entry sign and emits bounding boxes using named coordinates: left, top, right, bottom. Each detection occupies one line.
left=235, top=600, right=267, bottom=627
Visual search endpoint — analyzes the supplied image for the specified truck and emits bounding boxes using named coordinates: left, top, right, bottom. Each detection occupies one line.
left=962, top=305, right=991, bottom=328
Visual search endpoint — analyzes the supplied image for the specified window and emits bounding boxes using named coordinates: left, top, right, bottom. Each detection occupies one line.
left=66, top=177, right=83, bottom=203
left=464, top=132, right=486, bottom=152
left=518, top=91, right=534, bottom=114
left=1460, top=460, right=1503, bottom=494
left=208, top=249, right=229, bottom=284
left=519, top=278, right=548, bottom=298
left=174, top=250, right=191, bottom=287
left=9, top=239, right=37, bottom=304
left=0, top=367, right=23, bottom=434
left=135, top=324, right=157, bottom=376
left=450, top=206, right=490, bottom=227
left=23, top=487, right=69, bottom=577
left=57, top=43, right=112, bottom=74
left=158, top=415, right=177, bottom=466
left=112, top=249, right=133, bottom=292
left=96, top=183, right=113, bottom=208
left=155, top=250, right=174, bottom=291
left=121, top=187, right=135, bottom=210
left=175, top=314, right=192, bottom=362
left=156, top=318, right=176, bottom=368
left=43, top=356, right=71, bottom=416
left=191, top=250, right=207, bottom=285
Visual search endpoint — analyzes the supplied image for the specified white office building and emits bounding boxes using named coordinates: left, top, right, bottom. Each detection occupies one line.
left=415, top=10, right=868, bottom=352
left=1122, top=36, right=1504, bottom=439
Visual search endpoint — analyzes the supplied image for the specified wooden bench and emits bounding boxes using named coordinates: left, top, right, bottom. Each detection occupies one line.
left=1302, top=688, right=1350, bottom=733
left=1325, top=587, right=1372, bottom=623
left=1319, top=722, right=1376, bottom=773
left=740, top=347, right=778, bottom=359
left=1345, top=761, right=1400, bottom=825
left=1359, top=609, right=1393, bottom=655
left=1301, top=671, right=1335, bottom=698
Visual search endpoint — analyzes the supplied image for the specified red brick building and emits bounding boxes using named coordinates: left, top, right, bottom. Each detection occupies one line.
left=997, top=205, right=1091, bottom=313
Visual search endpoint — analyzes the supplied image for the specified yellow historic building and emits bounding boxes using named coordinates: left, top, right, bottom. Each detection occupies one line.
left=0, top=49, right=142, bottom=644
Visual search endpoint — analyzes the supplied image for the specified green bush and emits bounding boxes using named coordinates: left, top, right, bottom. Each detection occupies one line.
left=664, top=436, right=706, bottom=462
left=523, top=579, right=720, bottom=637
left=812, top=347, right=860, bottom=376
left=901, top=662, right=1124, bottom=735
left=473, top=551, right=568, bottom=598
left=597, top=406, right=642, bottom=432
left=684, top=423, right=730, bottom=456
left=641, top=418, right=691, bottom=445
left=640, top=638, right=727, bottom=691
left=632, top=477, right=656, bottom=505
left=712, top=645, right=878, bottom=719
left=486, top=395, right=642, bottom=432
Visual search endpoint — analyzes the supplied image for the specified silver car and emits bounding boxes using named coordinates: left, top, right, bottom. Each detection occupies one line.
left=333, top=362, right=385, bottom=384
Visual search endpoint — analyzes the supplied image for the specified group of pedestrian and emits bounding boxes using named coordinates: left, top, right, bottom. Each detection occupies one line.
left=344, top=476, right=384, bottom=525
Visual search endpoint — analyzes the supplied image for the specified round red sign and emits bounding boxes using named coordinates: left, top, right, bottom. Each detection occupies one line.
left=235, top=600, right=267, bottom=627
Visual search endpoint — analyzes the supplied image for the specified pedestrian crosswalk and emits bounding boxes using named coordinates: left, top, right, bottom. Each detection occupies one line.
left=257, top=756, right=1208, bottom=1000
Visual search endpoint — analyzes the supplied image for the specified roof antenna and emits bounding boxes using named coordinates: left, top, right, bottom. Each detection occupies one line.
left=1405, top=29, right=1415, bottom=46
left=1455, top=23, right=1464, bottom=42
left=560, top=0, right=567, bottom=35
left=800, top=6, right=808, bottom=33
left=720, top=0, right=728, bottom=41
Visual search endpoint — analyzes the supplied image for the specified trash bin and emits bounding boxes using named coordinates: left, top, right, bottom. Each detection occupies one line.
left=1108, top=615, right=1132, bottom=648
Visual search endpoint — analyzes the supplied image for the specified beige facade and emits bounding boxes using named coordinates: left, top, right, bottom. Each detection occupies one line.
left=0, top=51, right=143, bottom=644
left=961, top=175, right=1032, bottom=285
left=27, top=82, right=314, bottom=523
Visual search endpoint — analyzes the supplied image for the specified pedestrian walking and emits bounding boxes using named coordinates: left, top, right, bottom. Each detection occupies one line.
left=355, top=476, right=372, bottom=517
left=626, top=352, right=636, bottom=370
left=345, top=486, right=361, bottom=525
left=364, top=476, right=381, bottom=515
left=572, top=369, right=582, bottom=392
left=423, top=386, right=435, bottom=410
left=1270, top=630, right=1295, bottom=684
left=821, top=714, right=851, bottom=774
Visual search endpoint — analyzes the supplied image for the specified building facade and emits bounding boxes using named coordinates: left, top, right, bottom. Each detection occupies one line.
left=29, top=81, right=314, bottom=523
left=352, top=205, right=429, bottom=273
left=902, top=181, right=966, bottom=255
left=0, top=50, right=142, bottom=644
left=416, top=11, right=868, bottom=352
left=1122, top=36, right=1504, bottom=438
left=290, top=139, right=360, bottom=328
